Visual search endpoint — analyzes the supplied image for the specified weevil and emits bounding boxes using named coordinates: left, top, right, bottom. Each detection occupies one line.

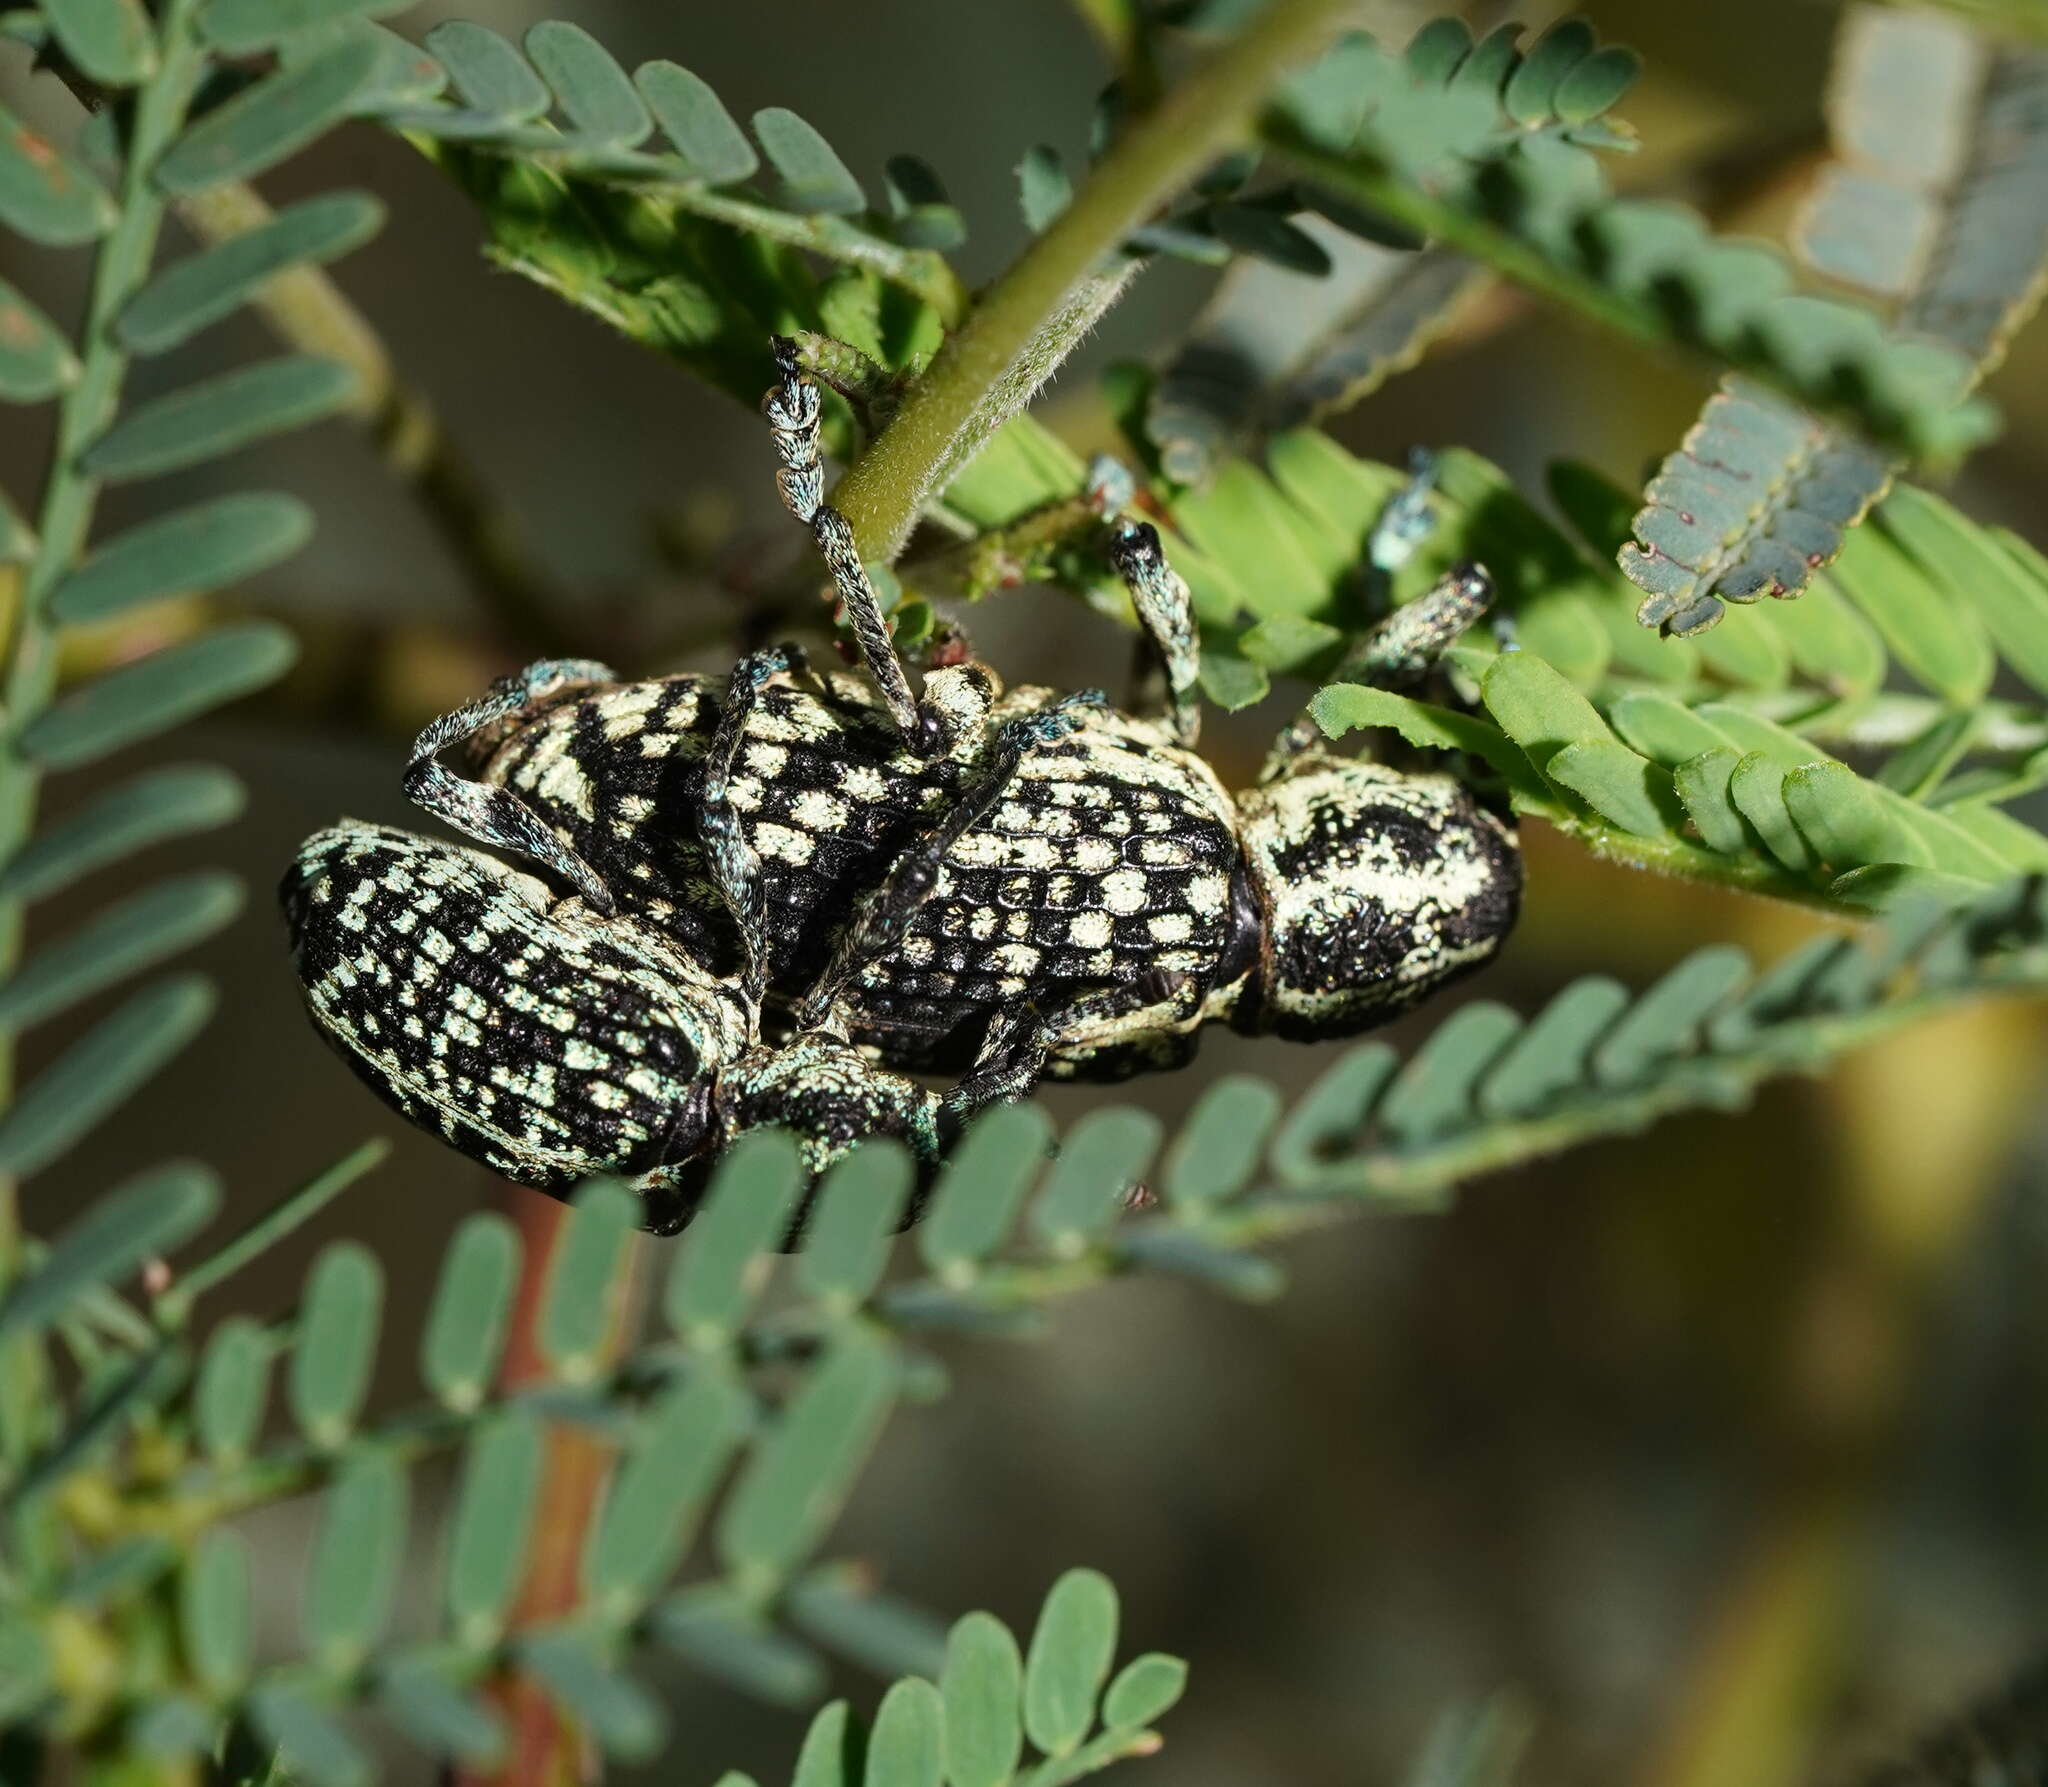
left=283, top=340, right=1520, bottom=1228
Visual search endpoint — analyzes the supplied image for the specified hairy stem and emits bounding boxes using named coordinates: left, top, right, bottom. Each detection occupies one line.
left=832, top=0, right=1362, bottom=562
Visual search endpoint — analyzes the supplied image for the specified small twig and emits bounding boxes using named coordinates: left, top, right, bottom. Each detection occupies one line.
left=457, top=1188, right=649, bottom=1787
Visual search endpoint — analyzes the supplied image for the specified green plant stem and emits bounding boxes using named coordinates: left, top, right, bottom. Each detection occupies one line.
left=831, top=0, right=1362, bottom=562
left=154, top=1140, right=390, bottom=1327
left=1068, top=0, right=1143, bottom=65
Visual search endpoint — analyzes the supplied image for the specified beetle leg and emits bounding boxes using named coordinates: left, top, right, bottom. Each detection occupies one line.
left=1107, top=518, right=1202, bottom=749
left=403, top=657, right=619, bottom=911
left=701, top=643, right=808, bottom=1024
left=794, top=691, right=1106, bottom=1031
left=764, top=337, right=945, bottom=756
left=1259, top=561, right=1495, bottom=781
left=942, top=980, right=1166, bottom=1119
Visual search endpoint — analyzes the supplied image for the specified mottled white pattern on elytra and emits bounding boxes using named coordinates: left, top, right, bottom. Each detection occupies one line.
left=285, top=822, right=749, bottom=1194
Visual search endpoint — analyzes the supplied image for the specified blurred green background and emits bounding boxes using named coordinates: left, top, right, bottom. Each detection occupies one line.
left=8, top=3, right=2048, bottom=1783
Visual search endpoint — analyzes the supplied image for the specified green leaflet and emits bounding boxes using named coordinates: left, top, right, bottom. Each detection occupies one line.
left=180, top=1532, right=252, bottom=1695
left=0, top=765, right=245, bottom=902
left=517, top=1632, right=666, bottom=1760
left=444, top=1413, right=542, bottom=1641
left=1878, top=484, right=2048, bottom=700
left=288, top=1242, right=382, bottom=1448
left=82, top=356, right=361, bottom=481
left=1030, top=1108, right=1161, bottom=1250
left=22, top=622, right=299, bottom=769
left=652, top=1589, right=827, bottom=1707
left=1310, top=683, right=1545, bottom=803
left=0, top=278, right=79, bottom=403
left=421, top=1214, right=520, bottom=1411
left=665, top=1129, right=806, bottom=1342
left=0, top=103, right=117, bottom=245
left=783, top=1567, right=949, bottom=1682
left=0, top=871, right=243, bottom=1029
left=198, top=0, right=411, bottom=53
left=428, top=21, right=550, bottom=120
left=797, top=1141, right=913, bottom=1309
left=1826, top=522, right=1994, bottom=704
left=1378, top=1001, right=1524, bottom=1144
left=757, top=106, right=866, bottom=216
left=538, top=1179, right=636, bottom=1377
left=525, top=20, right=650, bottom=146
left=376, top=1667, right=503, bottom=1771
left=867, top=1679, right=944, bottom=1787
left=0, top=977, right=215, bottom=1179
left=1622, top=380, right=1894, bottom=636
left=1477, top=977, right=1632, bottom=1119
left=716, top=1334, right=897, bottom=1583
left=637, top=60, right=757, bottom=184
left=51, top=494, right=314, bottom=623
left=118, top=194, right=384, bottom=354
left=1160, top=1075, right=1283, bottom=1211
left=1024, top=1570, right=1119, bottom=1758
left=250, top=1685, right=371, bottom=1787
left=155, top=40, right=383, bottom=192
left=916, top=1101, right=1048, bottom=1275
left=0, top=1162, right=219, bottom=1341
left=1588, top=945, right=1752, bottom=1085
left=1105, top=1654, right=1190, bottom=1732
left=42, top=0, right=156, bottom=85
left=1016, top=143, right=1073, bottom=233
left=942, top=1613, right=1026, bottom=1787
left=305, top=1451, right=407, bottom=1667
left=586, top=1378, right=748, bottom=1613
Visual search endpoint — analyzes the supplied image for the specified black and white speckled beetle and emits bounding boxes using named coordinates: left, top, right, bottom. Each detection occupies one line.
left=283, top=340, right=1520, bottom=1230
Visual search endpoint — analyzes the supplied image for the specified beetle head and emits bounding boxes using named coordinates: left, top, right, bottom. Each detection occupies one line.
left=1231, top=756, right=1520, bottom=1041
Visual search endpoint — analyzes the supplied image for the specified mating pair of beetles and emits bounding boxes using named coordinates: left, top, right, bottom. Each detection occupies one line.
left=283, top=340, right=1521, bottom=1232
